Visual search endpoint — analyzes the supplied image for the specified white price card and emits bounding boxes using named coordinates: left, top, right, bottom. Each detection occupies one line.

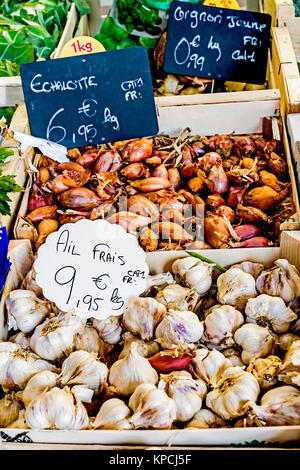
left=34, top=219, right=149, bottom=320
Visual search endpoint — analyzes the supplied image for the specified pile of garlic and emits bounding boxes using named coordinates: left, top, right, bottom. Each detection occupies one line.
left=1, top=256, right=300, bottom=431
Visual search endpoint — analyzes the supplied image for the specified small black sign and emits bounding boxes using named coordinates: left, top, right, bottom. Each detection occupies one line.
left=164, top=2, right=271, bottom=84
left=20, top=47, right=158, bottom=149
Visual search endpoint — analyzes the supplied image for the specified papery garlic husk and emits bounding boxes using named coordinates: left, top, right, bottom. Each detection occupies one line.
left=122, top=297, right=166, bottom=340
left=118, top=332, right=160, bottom=359
left=30, top=312, right=85, bottom=361
left=155, top=309, right=204, bottom=348
left=217, top=268, right=257, bottom=310
left=223, top=348, right=244, bottom=367
left=9, top=332, right=31, bottom=350
left=245, top=294, right=297, bottom=334
left=21, top=267, right=43, bottom=298
left=21, top=370, right=59, bottom=407
left=129, top=383, right=176, bottom=429
left=156, top=284, right=200, bottom=312
left=247, top=355, right=281, bottom=391
left=247, top=385, right=300, bottom=426
left=6, top=289, right=51, bottom=334
left=234, top=324, right=276, bottom=365
left=278, top=333, right=300, bottom=353
left=108, top=342, right=158, bottom=396
left=8, top=409, right=29, bottom=429
left=202, top=305, right=244, bottom=350
left=256, top=259, right=300, bottom=303
left=158, top=370, right=207, bottom=422
left=71, top=385, right=94, bottom=403
left=230, top=261, right=264, bottom=280
left=98, top=338, right=119, bottom=367
left=206, top=366, right=260, bottom=420
left=75, top=326, right=101, bottom=354
left=59, top=350, right=108, bottom=394
left=146, top=272, right=176, bottom=290
left=0, top=393, right=22, bottom=427
left=93, top=398, right=133, bottom=430
left=92, top=315, right=122, bottom=345
left=172, top=257, right=214, bottom=295
left=0, top=342, right=56, bottom=392
left=25, top=387, right=89, bottom=430
left=278, top=340, right=300, bottom=386
left=190, top=349, right=232, bottom=387
left=185, top=409, right=227, bottom=428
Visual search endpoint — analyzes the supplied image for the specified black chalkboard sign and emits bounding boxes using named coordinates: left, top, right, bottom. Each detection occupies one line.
left=164, top=2, right=271, bottom=84
left=20, top=47, right=159, bottom=149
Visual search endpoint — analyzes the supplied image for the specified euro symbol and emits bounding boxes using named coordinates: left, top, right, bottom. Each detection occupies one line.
left=78, top=99, right=97, bottom=117
left=92, top=273, right=110, bottom=290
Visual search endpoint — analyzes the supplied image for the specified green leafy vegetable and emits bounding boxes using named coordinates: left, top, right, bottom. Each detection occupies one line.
left=0, top=107, right=16, bottom=125
left=0, top=59, right=20, bottom=77
left=0, top=147, right=23, bottom=216
left=72, top=0, right=91, bottom=16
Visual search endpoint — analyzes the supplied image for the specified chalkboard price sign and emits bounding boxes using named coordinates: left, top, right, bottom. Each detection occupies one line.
left=164, top=2, right=271, bottom=84
left=20, top=47, right=158, bottom=149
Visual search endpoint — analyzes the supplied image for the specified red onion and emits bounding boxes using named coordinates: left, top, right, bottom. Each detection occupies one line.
left=227, top=185, right=248, bottom=207
left=234, top=224, right=261, bottom=241
left=205, top=162, right=228, bottom=195
left=231, top=236, right=269, bottom=248
left=233, top=136, right=256, bottom=157
left=28, top=182, right=53, bottom=212
left=198, top=152, right=221, bottom=172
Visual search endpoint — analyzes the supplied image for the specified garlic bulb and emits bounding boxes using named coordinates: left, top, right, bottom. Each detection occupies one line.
left=234, top=324, right=276, bottom=365
left=217, top=268, right=257, bottom=310
left=21, top=370, right=58, bottom=407
left=185, top=409, right=226, bottom=429
left=59, top=350, right=108, bottom=393
left=21, top=267, right=43, bottom=298
left=206, top=366, right=260, bottom=420
left=25, top=387, right=89, bottom=430
left=202, top=305, right=244, bottom=350
left=172, top=257, right=214, bottom=295
left=231, top=261, right=264, bottom=280
left=0, top=393, right=22, bottom=427
left=190, top=349, right=232, bottom=387
left=122, top=297, right=166, bottom=340
left=158, top=370, right=207, bottom=422
left=92, top=316, right=122, bottom=345
left=129, top=383, right=176, bottom=429
left=9, top=332, right=31, bottom=350
left=75, top=326, right=101, bottom=354
left=146, top=272, right=175, bottom=289
left=156, top=284, right=199, bottom=311
left=71, top=385, right=94, bottom=403
left=278, top=333, right=300, bottom=353
left=8, top=410, right=29, bottom=429
left=223, top=348, right=244, bottom=367
left=6, top=289, right=51, bottom=333
left=108, top=342, right=158, bottom=396
left=247, top=385, right=300, bottom=426
left=118, top=332, right=160, bottom=359
left=247, top=356, right=281, bottom=391
left=256, top=259, right=300, bottom=303
left=30, top=312, right=85, bottom=361
left=155, top=309, right=204, bottom=348
left=0, top=342, right=55, bottom=392
left=93, top=398, right=132, bottom=430
left=245, top=294, right=297, bottom=334
left=278, top=340, right=300, bottom=386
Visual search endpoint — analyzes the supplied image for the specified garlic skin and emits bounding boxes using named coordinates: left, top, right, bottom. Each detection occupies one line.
left=172, top=257, right=214, bottom=295
left=247, top=356, right=281, bottom=391
left=59, top=350, right=108, bottom=394
left=30, top=312, right=85, bottom=361
left=92, top=316, right=122, bottom=345
left=6, top=289, right=51, bottom=334
left=190, top=349, right=232, bottom=387
left=75, top=326, right=101, bottom=354
left=155, top=309, right=204, bottom=348
left=256, top=259, right=300, bottom=303
left=21, top=267, right=43, bottom=298
left=156, top=284, right=199, bottom=312
left=25, top=387, right=89, bottom=430
left=202, top=305, right=244, bottom=350
left=185, top=409, right=226, bottom=429
left=93, top=398, right=132, bottom=430
left=245, top=294, right=297, bottom=334
left=129, top=383, right=176, bottom=429
left=9, top=332, right=31, bottom=350
left=8, top=410, right=29, bottom=429
left=146, top=272, right=175, bottom=289
left=206, top=366, right=260, bottom=420
left=158, top=370, right=207, bottom=422
left=231, top=261, right=264, bottom=280
left=278, top=333, right=300, bottom=353
left=278, top=340, right=300, bottom=386
left=0, top=342, right=56, bottom=392
left=118, top=332, right=160, bottom=360
left=21, top=370, right=58, bottom=407
left=247, top=385, right=300, bottom=426
left=234, top=324, right=276, bottom=365
left=0, top=393, right=22, bottom=427
left=123, top=297, right=166, bottom=340
left=217, top=268, right=257, bottom=311
left=108, top=342, right=158, bottom=396
left=71, top=385, right=94, bottom=403
left=223, top=348, right=244, bottom=367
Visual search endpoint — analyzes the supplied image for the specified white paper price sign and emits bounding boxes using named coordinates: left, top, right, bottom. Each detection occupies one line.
left=34, top=219, right=148, bottom=320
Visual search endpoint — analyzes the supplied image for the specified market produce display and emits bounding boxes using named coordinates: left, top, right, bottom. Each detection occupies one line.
left=20, top=129, right=296, bottom=251
left=1, top=254, right=300, bottom=430
left=0, top=146, right=23, bottom=216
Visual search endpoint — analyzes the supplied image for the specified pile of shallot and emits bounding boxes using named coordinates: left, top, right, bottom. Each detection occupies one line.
left=1, top=255, right=300, bottom=431
left=21, top=128, right=296, bottom=251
